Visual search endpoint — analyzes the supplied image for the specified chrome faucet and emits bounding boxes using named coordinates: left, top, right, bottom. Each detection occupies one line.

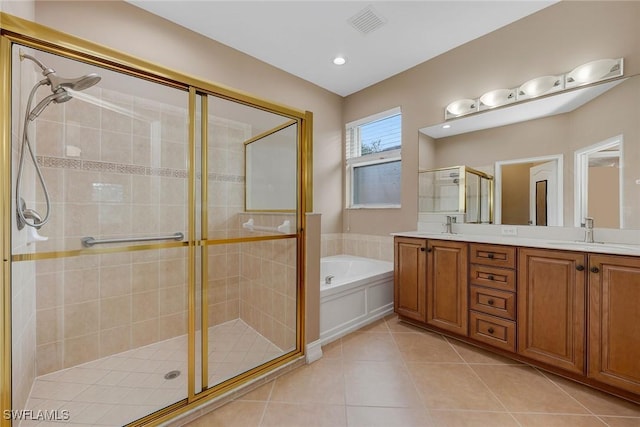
left=582, top=217, right=595, bottom=243
left=325, top=275, right=335, bottom=285
left=444, top=215, right=457, bottom=234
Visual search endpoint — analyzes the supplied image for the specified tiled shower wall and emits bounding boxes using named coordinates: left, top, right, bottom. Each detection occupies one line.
left=238, top=213, right=298, bottom=351
left=31, top=87, right=191, bottom=375
left=321, top=233, right=394, bottom=262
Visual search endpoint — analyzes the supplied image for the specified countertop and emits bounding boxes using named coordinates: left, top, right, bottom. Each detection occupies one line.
left=392, top=231, right=640, bottom=257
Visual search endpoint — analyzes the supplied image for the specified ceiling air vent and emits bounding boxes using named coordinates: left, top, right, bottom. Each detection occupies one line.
left=348, top=5, right=387, bottom=35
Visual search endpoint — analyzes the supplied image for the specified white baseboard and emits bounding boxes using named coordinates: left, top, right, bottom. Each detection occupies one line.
left=305, top=339, right=323, bottom=364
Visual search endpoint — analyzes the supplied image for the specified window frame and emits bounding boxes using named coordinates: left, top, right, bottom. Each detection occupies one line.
left=345, top=107, right=402, bottom=209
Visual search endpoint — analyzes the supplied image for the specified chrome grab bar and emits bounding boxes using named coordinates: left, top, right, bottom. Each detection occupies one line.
left=81, top=232, right=184, bottom=248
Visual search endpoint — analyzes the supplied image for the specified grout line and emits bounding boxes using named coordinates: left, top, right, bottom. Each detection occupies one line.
left=534, top=367, right=604, bottom=420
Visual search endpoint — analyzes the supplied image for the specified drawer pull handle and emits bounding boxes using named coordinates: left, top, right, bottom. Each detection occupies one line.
left=487, top=327, right=495, bottom=334
left=576, top=265, right=585, bottom=271
left=487, top=253, right=495, bottom=259
left=487, top=275, right=495, bottom=281
left=591, top=266, right=600, bottom=273
left=487, top=299, right=495, bottom=306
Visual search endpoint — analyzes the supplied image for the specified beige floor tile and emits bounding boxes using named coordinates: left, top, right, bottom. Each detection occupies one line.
left=446, top=338, right=523, bottom=365
left=342, top=332, right=402, bottom=362
left=261, top=402, right=347, bottom=427
left=269, top=357, right=345, bottom=405
left=600, top=417, right=640, bottom=426
left=344, top=361, right=421, bottom=408
left=385, top=315, right=427, bottom=333
left=393, top=331, right=464, bottom=363
left=321, top=339, right=343, bottom=359
left=358, top=318, right=391, bottom=333
left=237, top=381, right=274, bottom=401
left=544, top=373, right=640, bottom=417
left=512, top=413, right=608, bottom=426
left=347, top=406, right=431, bottom=427
left=408, top=363, right=504, bottom=411
left=184, top=400, right=265, bottom=427
left=471, top=365, right=589, bottom=414
left=428, top=410, right=518, bottom=427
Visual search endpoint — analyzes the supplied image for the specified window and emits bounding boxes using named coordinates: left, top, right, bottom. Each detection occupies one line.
left=346, top=107, right=401, bottom=208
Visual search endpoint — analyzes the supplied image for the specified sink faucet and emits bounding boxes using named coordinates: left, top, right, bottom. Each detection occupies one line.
left=444, top=215, right=457, bottom=234
left=582, top=217, right=595, bottom=243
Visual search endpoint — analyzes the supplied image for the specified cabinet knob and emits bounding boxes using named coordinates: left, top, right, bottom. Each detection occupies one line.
left=576, top=265, right=585, bottom=271
left=487, top=253, right=495, bottom=259
left=420, top=247, right=425, bottom=252
left=487, top=299, right=495, bottom=306
left=487, top=327, right=495, bottom=334
left=487, top=275, right=495, bottom=281
left=427, top=248, right=432, bottom=253
left=590, top=266, right=600, bottom=273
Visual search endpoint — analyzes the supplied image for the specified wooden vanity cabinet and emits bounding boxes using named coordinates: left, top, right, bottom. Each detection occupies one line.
left=517, top=248, right=587, bottom=374
left=426, top=240, right=468, bottom=335
left=588, top=254, right=640, bottom=394
left=394, top=237, right=427, bottom=322
left=394, top=237, right=468, bottom=334
left=468, top=243, right=517, bottom=351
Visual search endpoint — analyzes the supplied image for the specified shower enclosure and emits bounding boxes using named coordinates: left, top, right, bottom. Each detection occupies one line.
left=1, top=13, right=310, bottom=427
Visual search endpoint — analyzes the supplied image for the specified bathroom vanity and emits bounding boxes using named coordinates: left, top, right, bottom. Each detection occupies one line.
left=393, top=233, right=640, bottom=404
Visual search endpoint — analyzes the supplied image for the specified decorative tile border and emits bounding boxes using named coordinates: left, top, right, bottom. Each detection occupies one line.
left=37, top=156, right=243, bottom=182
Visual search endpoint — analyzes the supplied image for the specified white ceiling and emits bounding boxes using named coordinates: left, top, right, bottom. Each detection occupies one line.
left=127, top=1, right=556, bottom=97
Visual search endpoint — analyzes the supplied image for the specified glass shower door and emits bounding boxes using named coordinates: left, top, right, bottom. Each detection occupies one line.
left=10, top=45, right=191, bottom=426
left=198, top=95, right=299, bottom=392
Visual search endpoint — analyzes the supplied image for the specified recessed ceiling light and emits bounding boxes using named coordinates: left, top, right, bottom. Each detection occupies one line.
left=333, top=56, right=346, bottom=66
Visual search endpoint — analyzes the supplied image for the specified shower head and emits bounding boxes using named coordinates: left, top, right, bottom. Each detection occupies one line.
left=28, top=90, right=73, bottom=121
left=48, top=73, right=101, bottom=92
left=20, top=51, right=101, bottom=93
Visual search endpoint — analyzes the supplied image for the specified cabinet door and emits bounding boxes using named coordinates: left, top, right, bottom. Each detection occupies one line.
left=394, top=237, right=427, bottom=322
left=427, top=240, right=468, bottom=335
left=589, top=254, right=640, bottom=394
left=518, top=248, right=586, bottom=374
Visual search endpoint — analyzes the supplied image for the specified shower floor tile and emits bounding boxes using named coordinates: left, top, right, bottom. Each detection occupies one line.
left=20, top=319, right=282, bottom=427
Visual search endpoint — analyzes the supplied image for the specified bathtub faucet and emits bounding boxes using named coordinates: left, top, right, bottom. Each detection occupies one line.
left=325, top=275, right=335, bottom=285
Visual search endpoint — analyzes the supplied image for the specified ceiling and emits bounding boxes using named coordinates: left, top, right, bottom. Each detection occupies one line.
left=127, top=1, right=556, bottom=97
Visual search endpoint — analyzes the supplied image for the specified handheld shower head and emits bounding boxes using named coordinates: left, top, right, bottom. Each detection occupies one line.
left=28, top=90, right=73, bottom=121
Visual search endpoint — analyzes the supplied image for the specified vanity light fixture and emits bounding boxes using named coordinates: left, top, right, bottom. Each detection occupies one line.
left=565, top=58, right=623, bottom=88
left=445, top=98, right=477, bottom=120
left=518, top=75, right=564, bottom=100
left=443, top=58, right=623, bottom=120
left=333, top=56, right=346, bottom=65
left=479, top=88, right=516, bottom=110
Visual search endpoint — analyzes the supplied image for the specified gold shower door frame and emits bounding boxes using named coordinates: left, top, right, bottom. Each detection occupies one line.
left=0, top=13, right=311, bottom=427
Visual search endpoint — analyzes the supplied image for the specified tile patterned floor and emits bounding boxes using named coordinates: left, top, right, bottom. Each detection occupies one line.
left=185, top=315, right=640, bottom=427
left=19, top=319, right=282, bottom=426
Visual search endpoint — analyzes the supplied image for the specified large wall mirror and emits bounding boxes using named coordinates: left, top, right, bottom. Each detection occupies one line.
left=419, top=74, right=640, bottom=230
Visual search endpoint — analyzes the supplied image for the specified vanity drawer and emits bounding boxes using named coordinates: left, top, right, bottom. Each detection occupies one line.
left=470, top=286, right=515, bottom=320
left=469, top=311, right=516, bottom=352
left=470, top=264, right=516, bottom=292
left=470, top=243, right=516, bottom=269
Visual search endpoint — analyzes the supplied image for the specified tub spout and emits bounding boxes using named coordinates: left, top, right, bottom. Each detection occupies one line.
left=325, top=275, right=335, bottom=285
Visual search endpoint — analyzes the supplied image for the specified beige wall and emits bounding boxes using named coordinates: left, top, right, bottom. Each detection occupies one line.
left=344, top=1, right=640, bottom=235
left=588, top=166, right=620, bottom=229
left=34, top=0, right=344, bottom=234
left=501, top=163, right=534, bottom=226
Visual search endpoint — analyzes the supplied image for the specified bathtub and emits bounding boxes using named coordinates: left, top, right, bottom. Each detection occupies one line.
left=319, top=255, right=394, bottom=345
